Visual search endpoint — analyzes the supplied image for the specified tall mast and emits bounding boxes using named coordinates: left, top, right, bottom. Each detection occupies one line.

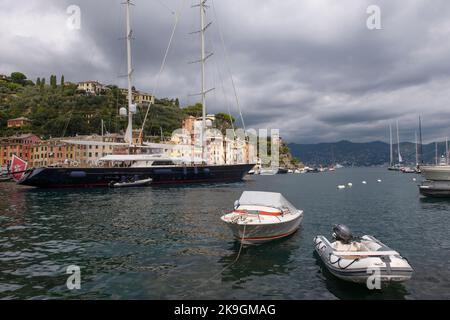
left=435, top=141, right=438, bottom=165
left=415, top=131, right=418, bottom=167
left=200, top=1, right=206, bottom=162
left=124, top=0, right=134, bottom=146
left=418, top=115, right=423, bottom=165
left=193, top=0, right=213, bottom=163
left=389, top=123, right=393, bottom=167
left=396, top=120, right=402, bottom=164
left=446, top=137, right=449, bottom=165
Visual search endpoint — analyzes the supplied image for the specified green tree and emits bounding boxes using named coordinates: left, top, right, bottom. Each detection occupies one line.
left=36, top=78, right=41, bottom=86
left=50, top=75, right=57, bottom=89
left=10, top=72, right=27, bottom=85
left=215, top=112, right=235, bottom=135
left=183, top=103, right=202, bottom=117
left=60, top=75, right=65, bottom=87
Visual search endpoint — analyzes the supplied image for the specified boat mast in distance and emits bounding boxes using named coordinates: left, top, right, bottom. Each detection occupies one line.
left=419, top=115, right=423, bottom=165
left=396, top=120, right=402, bottom=165
left=389, top=123, right=393, bottom=168
left=415, top=131, right=418, bottom=167
left=124, top=0, right=134, bottom=146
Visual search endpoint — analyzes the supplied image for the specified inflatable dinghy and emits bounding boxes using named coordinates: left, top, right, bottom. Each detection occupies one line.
left=314, top=225, right=413, bottom=285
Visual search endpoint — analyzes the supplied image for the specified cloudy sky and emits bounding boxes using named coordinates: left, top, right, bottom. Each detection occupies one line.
left=2, top=0, right=450, bottom=143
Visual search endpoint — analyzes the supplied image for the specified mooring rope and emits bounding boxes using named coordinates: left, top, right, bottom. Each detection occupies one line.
left=177, top=221, right=247, bottom=298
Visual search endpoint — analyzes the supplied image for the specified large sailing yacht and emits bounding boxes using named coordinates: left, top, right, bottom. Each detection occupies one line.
left=16, top=1, right=254, bottom=188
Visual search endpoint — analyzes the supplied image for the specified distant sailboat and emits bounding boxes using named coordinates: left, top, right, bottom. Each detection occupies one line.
left=387, top=122, right=400, bottom=171
left=397, top=120, right=403, bottom=165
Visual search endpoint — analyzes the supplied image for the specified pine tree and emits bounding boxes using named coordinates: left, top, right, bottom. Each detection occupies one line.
left=61, top=75, right=65, bottom=86
left=36, top=78, right=41, bottom=86
left=50, top=75, right=57, bottom=89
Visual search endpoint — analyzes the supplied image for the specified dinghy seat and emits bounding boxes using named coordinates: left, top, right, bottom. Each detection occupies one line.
left=333, top=241, right=368, bottom=252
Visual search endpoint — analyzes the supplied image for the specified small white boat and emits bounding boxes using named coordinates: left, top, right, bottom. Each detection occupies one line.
left=401, top=167, right=415, bottom=173
left=362, top=181, right=367, bottom=184
left=111, top=178, right=152, bottom=188
left=221, top=191, right=303, bottom=244
left=337, top=185, right=346, bottom=189
left=259, top=167, right=279, bottom=175
left=314, top=225, right=413, bottom=286
left=347, top=182, right=353, bottom=187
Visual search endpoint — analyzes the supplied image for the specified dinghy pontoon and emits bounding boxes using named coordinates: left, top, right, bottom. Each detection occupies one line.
left=314, top=225, right=413, bottom=285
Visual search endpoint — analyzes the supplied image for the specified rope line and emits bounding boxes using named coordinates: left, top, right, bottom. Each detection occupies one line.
left=211, top=0, right=246, bottom=132
left=139, top=0, right=187, bottom=141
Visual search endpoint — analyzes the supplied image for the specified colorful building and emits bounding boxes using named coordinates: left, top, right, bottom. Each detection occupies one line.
left=0, top=134, right=41, bottom=166
left=7, top=117, right=31, bottom=128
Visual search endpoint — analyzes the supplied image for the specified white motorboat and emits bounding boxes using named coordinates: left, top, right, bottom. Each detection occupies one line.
left=314, top=225, right=413, bottom=285
left=401, top=167, right=415, bottom=173
left=111, top=178, right=152, bottom=188
left=419, top=156, right=450, bottom=197
left=221, top=191, right=303, bottom=244
left=259, top=167, right=279, bottom=175
left=421, top=165, right=450, bottom=181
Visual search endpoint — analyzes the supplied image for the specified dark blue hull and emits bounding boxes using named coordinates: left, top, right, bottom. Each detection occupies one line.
left=18, top=164, right=255, bottom=188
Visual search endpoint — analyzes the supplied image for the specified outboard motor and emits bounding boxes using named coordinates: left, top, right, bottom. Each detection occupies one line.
left=332, top=224, right=353, bottom=244
left=233, top=200, right=240, bottom=210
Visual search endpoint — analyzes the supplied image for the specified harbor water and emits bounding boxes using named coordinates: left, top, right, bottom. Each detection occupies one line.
left=1, top=167, right=449, bottom=299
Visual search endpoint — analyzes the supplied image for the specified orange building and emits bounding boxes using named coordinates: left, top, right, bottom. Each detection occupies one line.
left=7, top=117, right=31, bottom=128
left=0, top=134, right=41, bottom=166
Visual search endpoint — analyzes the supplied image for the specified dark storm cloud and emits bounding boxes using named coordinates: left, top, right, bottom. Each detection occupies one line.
left=2, top=0, right=450, bottom=143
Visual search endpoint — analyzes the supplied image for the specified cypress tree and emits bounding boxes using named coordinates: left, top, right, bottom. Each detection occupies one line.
left=50, top=75, right=57, bottom=89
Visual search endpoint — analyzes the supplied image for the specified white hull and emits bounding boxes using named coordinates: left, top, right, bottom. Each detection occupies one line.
left=259, top=168, right=279, bottom=175
left=112, top=178, right=152, bottom=188
left=421, top=165, right=450, bottom=181
left=223, top=214, right=303, bottom=244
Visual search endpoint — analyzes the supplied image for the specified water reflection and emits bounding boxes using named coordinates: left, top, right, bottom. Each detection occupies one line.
left=1, top=168, right=450, bottom=299
left=220, top=232, right=301, bottom=283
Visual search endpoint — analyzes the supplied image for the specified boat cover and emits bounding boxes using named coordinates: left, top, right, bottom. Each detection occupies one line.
left=238, top=191, right=298, bottom=212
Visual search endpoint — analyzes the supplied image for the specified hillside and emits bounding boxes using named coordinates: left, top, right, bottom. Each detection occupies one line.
left=0, top=72, right=202, bottom=139
left=288, top=140, right=446, bottom=166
